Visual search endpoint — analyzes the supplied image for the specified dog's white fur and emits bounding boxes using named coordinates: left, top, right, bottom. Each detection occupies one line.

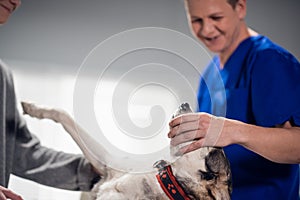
left=22, top=102, right=231, bottom=200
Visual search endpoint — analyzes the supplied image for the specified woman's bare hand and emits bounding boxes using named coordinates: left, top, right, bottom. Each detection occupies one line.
left=0, top=185, right=23, bottom=200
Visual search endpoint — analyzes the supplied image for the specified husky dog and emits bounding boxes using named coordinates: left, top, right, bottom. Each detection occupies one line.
left=22, top=102, right=231, bottom=200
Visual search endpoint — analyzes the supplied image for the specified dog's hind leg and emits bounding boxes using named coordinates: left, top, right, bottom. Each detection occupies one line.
left=21, top=101, right=112, bottom=179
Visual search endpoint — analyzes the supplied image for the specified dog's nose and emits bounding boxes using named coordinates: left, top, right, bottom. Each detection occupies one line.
left=153, top=160, right=168, bottom=169
left=180, top=102, right=192, bottom=113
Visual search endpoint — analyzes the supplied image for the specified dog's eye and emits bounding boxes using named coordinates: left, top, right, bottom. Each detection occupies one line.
left=198, top=170, right=216, bottom=181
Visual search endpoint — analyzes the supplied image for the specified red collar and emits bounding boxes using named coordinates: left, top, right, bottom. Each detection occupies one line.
left=156, top=165, right=191, bottom=200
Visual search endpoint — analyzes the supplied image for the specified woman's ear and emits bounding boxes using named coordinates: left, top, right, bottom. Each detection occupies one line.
left=235, top=0, right=247, bottom=20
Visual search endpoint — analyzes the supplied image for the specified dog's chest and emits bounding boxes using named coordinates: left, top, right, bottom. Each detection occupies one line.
left=95, top=172, right=168, bottom=200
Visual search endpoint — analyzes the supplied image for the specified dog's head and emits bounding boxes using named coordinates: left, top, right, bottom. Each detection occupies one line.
left=155, top=103, right=232, bottom=200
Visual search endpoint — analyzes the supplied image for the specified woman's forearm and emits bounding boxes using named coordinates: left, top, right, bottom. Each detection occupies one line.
left=231, top=120, right=300, bottom=164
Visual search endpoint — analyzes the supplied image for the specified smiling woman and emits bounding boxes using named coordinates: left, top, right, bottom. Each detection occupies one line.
left=185, top=0, right=251, bottom=67
left=169, top=0, right=300, bottom=199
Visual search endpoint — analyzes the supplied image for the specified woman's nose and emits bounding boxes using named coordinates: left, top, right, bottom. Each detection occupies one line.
left=201, top=20, right=214, bottom=36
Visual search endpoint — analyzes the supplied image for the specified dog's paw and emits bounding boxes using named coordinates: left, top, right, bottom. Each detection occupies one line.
left=21, top=101, right=59, bottom=121
left=21, top=101, right=38, bottom=116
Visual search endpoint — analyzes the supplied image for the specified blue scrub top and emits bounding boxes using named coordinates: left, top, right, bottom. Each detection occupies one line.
left=197, top=35, right=300, bottom=199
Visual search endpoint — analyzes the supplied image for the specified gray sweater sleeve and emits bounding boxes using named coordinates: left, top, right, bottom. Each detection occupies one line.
left=0, top=60, right=100, bottom=190
left=12, top=111, right=100, bottom=191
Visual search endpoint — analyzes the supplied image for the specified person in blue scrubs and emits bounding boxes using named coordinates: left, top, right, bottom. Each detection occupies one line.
left=168, top=0, right=300, bottom=199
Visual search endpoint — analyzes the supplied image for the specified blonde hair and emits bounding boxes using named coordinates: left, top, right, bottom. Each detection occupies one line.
left=184, top=0, right=239, bottom=9
left=227, top=0, right=239, bottom=8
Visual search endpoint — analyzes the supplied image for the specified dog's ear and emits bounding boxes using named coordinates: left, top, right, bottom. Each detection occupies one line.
left=203, top=148, right=232, bottom=192
left=198, top=148, right=232, bottom=196
left=197, top=148, right=226, bottom=181
left=205, top=148, right=230, bottom=175
left=197, top=148, right=231, bottom=181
